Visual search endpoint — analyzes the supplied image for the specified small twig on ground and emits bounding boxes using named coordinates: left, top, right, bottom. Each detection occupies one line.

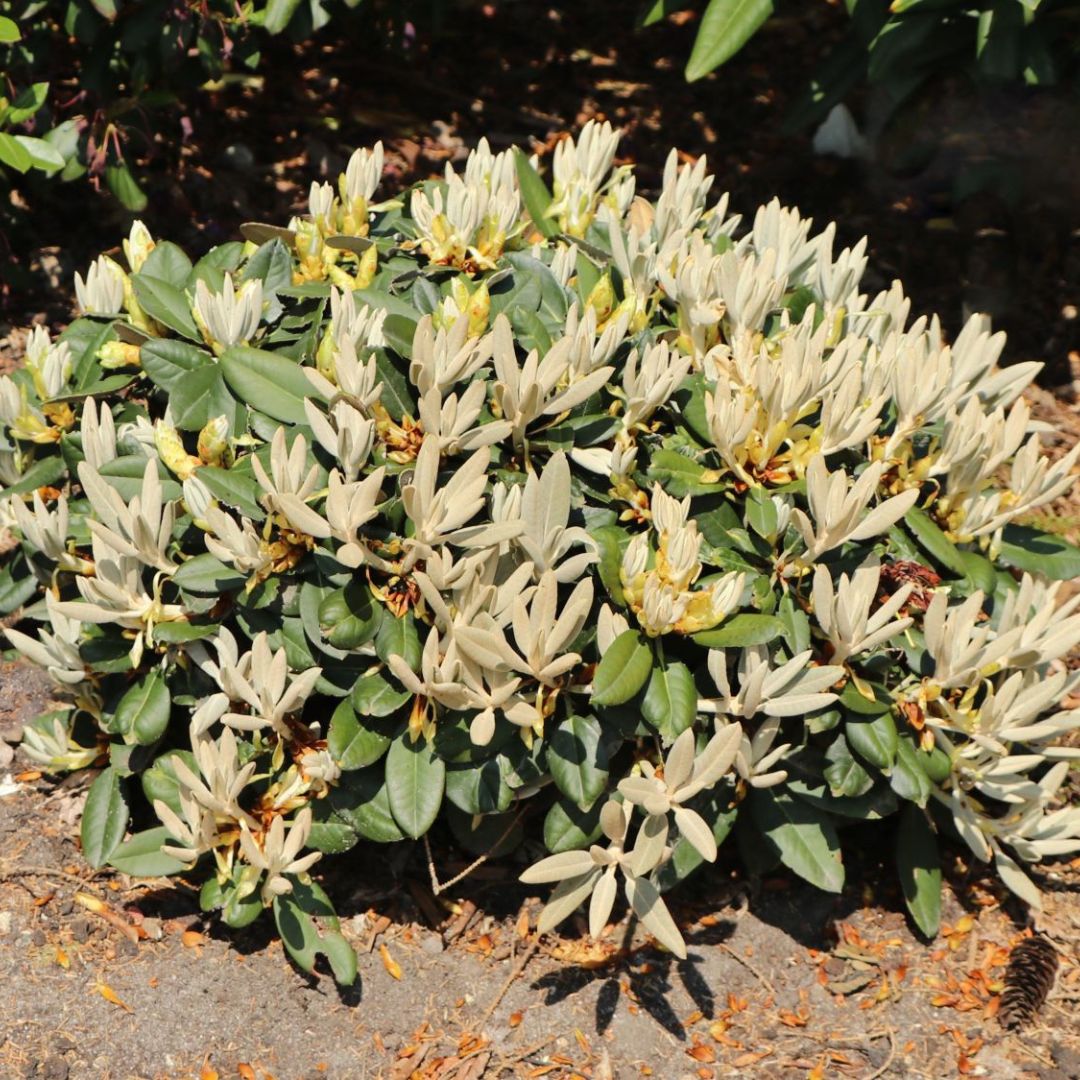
left=0, top=863, right=102, bottom=890
left=477, top=936, right=540, bottom=1028
left=965, top=925, right=980, bottom=970
left=864, top=1027, right=897, bottom=1080
left=717, top=941, right=776, bottom=998
left=442, top=900, right=479, bottom=944
left=424, top=815, right=521, bottom=896
left=494, top=1035, right=556, bottom=1072
left=1012, top=1041, right=1055, bottom=1068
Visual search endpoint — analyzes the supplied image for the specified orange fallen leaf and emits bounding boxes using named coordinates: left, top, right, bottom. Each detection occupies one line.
left=182, top=929, right=204, bottom=949
left=15, top=770, right=41, bottom=782
left=807, top=1062, right=827, bottom=1080
left=95, top=981, right=132, bottom=1013
left=509, top=1012, right=523, bottom=1028
left=199, top=1060, right=219, bottom=1080
left=75, top=891, right=106, bottom=914
left=515, top=908, right=530, bottom=939
left=237, top=1065, right=256, bottom=1080
left=54, top=946, right=69, bottom=970
left=380, top=943, right=403, bottom=980
left=731, top=1050, right=772, bottom=1067
left=687, top=1043, right=716, bottom=1063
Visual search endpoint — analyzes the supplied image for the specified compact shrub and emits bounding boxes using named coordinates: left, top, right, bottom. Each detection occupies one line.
left=3, top=123, right=1080, bottom=979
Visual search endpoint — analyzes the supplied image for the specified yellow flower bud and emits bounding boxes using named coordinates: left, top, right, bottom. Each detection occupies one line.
left=315, top=331, right=337, bottom=383
left=97, top=341, right=142, bottom=370
left=586, top=273, right=615, bottom=324
left=197, top=415, right=232, bottom=467
left=154, top=421, right=200, bottom=481
left=466, top=279, right=490, bottom=337
left=355, top=244, right=378, bottom=289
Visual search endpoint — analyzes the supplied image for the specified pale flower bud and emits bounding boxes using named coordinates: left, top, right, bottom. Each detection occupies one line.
left=193, top=274, right=264, bottom=355
left=74, top=256, right=126, bottom=316
left=123, top=220, right=155, bottom=273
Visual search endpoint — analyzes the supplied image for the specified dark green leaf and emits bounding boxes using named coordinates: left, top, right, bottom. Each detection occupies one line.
left=319, top=581, right=382, bottom=650
left=141, top=750, right=197, bottom=816
left=109, top=827, right=189, bottom=877
left=445, top=757, right=513, bottom=815
left=591, top=630, right=653, bottom=706
left=140, top=242, right=193, bottom=288
left=692, top=614, right=784, bottom=648
left=328, top=698, right=392, bottom=770
left=115, top=671, right=171, bottom=746
left=168, top=365, right=232, bottom=431
left=647, top=448, right=724, bottom=497
left=81, top=768, right=129, bottom=868
left=825, top=735, right=874, bottom=797
left=0, top=555, right=38, bottom=615
left=220, top=345, right=312, bottom=425
left=96, top=457, right=182, bottom=502
left=589, top=524, right=631, bottom=606
left=375, top=611, right=422, bottom=672
left=2, top=455, right=67, bottom=497
left=838, top=680, right=893, bottom=716
left=385, top=734, right=445, bottom=839
left=543, top=797, right=605, bottom=853
left=152, top=622, right=217, bottom=644
left=140, top=339, right=212, bottom=393
left=327, top=766, right=404, bottom=842
left=273, top=880, right=356, bottom=985
left=845, top=710, right=898, bottom=771
left=642, top=660, right=697, bottom=741
left=998, top=525, right=1080, bottom=581
left=896, top=803, right=941, bottom=937
left=685, top=0, right=775, bottom=81
left=750, top=787, right=844, bottom=893
left=173, top=553, right=247, bottom=593
left=548, top=713, right=609, bottom=806
left=132, top=274, right=199, bottom=340
left=889, top=734, right=932, bottom=806
left=777, top=594, right=811, bottom=654
left=197, top=465, right=266, bottom=521
left=905, top=506, right=968, bottom=576
left=514, top=148, right=558, bottom=239
left=351, top=671, right=412, bottom=718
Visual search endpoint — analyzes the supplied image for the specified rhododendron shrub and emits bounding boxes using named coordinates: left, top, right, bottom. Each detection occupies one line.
left=3, top=124, right=1079, bottom=978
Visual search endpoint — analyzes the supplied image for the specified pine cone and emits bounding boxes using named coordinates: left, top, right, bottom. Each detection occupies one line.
left=998, top=934, right=1059, bottom=1031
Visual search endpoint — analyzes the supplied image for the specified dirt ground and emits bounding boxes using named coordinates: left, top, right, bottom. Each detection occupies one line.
left=1, top=663, right=1079, bottom=1080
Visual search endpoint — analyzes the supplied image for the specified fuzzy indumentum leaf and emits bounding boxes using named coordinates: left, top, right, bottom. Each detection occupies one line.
left=2, top=123, right=1080, bottom=979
